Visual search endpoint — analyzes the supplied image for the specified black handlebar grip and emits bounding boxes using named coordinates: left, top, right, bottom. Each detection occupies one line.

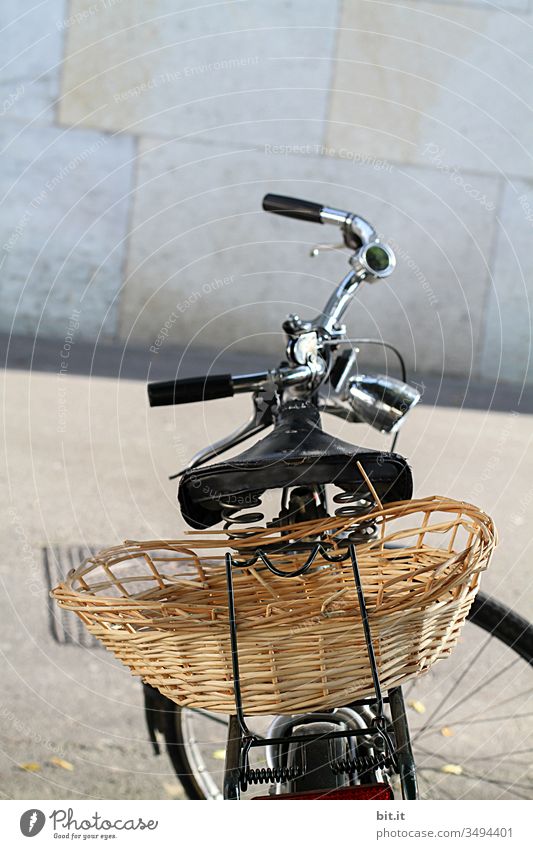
left=262, top=194, right=324, bottom=224
left=148, top=374, right=234, bottom=406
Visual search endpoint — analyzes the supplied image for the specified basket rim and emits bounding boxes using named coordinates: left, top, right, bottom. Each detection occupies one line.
left=51, top=495, right=496, bottom=613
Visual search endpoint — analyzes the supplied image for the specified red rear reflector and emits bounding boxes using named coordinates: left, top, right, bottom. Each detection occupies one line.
left=253, top=783, right=394, bottom=800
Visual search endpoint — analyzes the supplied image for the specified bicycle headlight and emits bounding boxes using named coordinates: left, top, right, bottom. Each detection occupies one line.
left=347, top=374, right=420, bottom=433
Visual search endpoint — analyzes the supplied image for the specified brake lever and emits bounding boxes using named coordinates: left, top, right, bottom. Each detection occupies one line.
left=309, top=242, right=345, bottom=257
left=169, top=386, right=279, bottom=479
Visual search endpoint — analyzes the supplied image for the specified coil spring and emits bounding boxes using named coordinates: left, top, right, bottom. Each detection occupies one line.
left=221, top=493, right=264, bottom=539
left=240, top=764, right=303, bottom=786
left=330, top=752, right=395, bottom=777
left=333, top=489, right=377, bottom=542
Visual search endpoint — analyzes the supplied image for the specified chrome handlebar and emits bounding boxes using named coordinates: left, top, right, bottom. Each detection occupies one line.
left=149, top=194, right=420, bottom=475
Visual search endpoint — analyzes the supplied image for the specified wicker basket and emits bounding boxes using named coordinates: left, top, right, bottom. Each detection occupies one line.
left=52, top=496, right=496, bottom=715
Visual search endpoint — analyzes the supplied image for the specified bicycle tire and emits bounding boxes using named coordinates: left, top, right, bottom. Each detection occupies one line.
left=468, top=593, right=533, bottom=663
left=163, top=704, right=212, bottom=800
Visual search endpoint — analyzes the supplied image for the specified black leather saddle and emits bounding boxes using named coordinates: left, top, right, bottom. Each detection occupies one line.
left=178, top=400, right=413, bottom=529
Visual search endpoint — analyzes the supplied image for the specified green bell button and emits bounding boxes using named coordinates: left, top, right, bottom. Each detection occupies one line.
left=366, top=244, right=390, bottom=273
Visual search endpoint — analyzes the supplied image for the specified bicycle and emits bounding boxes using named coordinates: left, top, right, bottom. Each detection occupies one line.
left=141, top=194, right=533, bottom=800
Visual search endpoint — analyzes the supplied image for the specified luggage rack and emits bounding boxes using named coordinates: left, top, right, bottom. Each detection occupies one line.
left=222, top=540, right=416, bottom=798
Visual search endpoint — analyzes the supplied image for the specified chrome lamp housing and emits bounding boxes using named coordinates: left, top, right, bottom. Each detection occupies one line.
left=323, top=373, right=421, bottom=433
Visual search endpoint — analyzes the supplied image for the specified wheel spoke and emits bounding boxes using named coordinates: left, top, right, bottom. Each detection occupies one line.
left=417, top=767, right=533, bottom=800
left=415, top=710, right=533, bottom=738
left=416, top=770, right=455, bottom=800
left=414, top=743, right=533, bottom=771
left=413, top=655, right=520, bottom=741
left=186, top=708, right=229, bottom=728
left=459, top=771, right=533, bottom=797
left=462, top=747, right=533, bottom=762
left=411, top=631, right=495, bottom=742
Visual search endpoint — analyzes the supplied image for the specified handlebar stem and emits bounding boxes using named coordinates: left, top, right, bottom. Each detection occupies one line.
left=312, top=269, right=363, bottom=336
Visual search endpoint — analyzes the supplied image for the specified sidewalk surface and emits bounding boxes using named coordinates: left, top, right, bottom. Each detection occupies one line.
left=1, top=364, right=532, bottom=799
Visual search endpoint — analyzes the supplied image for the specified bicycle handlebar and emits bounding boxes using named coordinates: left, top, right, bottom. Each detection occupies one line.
left=148, top=374, right=234, bottom=406
left=148, top=195, right=394, bottom=408
left=147, top=364, right=317, bottom=406
left=262, top=194, right=325, bottom=223
left=262, top=194, right=351, bottom=227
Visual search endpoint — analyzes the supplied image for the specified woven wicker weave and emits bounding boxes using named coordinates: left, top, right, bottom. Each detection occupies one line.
left=52, top=496, right=496, bottom=715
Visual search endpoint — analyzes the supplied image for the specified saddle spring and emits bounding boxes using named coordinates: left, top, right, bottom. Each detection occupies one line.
left=221, top=487, right=378, bottom=542
left=332, top=488, right=377, bottom=542
left=220, top=492, right=265, bottom=538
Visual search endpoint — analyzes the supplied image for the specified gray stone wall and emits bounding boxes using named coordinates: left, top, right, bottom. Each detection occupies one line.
left=1, top=0, right=532, bottom=384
